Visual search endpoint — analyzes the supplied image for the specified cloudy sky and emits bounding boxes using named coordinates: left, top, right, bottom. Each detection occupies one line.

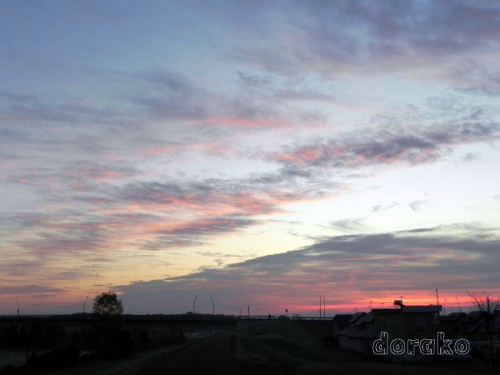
left=1, top=0, right=499, bottom=316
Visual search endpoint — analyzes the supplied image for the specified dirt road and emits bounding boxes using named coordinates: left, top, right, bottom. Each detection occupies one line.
left=136, top=332, right=285, bottom=375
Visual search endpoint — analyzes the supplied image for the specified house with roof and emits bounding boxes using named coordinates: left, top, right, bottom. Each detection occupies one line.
left=332, top=314, right=352, bottom=343
left=338, top=312, right=377, bottom=354
left=372, top=305, right=442, bottom=342
left=440, top=312, right=467, bottom=339
left=339, top=301, right=442, bottom=361
left=461, top=310, right=500, bottom=361
left=462, top=310, right=500, bottom=342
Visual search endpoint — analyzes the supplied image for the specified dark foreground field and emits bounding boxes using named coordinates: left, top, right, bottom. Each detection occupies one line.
left=35, top=320, right=496, bottom=375
left=136, top=320, right=497, bottom=375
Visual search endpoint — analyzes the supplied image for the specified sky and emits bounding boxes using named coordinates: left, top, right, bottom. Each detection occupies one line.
left=1, top=0, right=499, bottom=317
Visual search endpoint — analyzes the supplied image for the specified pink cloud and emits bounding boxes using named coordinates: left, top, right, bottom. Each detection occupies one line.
left=66, top=165, right=128, bottom=181
left=204, top=116, right=284, bottom=128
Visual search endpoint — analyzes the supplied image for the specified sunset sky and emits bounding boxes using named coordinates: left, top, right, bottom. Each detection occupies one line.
left=1, top=0, right=499, bottom=316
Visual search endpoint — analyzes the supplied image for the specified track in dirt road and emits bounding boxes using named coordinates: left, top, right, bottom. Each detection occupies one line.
left=136, top=332, right=286, bottom=375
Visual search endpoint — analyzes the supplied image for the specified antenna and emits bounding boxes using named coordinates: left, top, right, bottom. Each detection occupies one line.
left=394, top=299, right=405, bottom=308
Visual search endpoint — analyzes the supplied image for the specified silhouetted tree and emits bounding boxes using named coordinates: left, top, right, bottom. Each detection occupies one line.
left=90, top=290, right=133, bottom=359
left=468, top=292, right=500, bottom=369
left=92, top=290, right=124, bottom=317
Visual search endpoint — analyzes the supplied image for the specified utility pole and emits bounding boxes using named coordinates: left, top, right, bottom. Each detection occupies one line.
left=193, top=295, right=197, bottom=314
left=456, top=297, right=461, bottom=312
left=83, top=296, right=88, bottom=313
left=319, top=295, right=322, bottom=318
left=15, top=298, right=19, bottom=316
left=211, top=296, right=214, bottom=315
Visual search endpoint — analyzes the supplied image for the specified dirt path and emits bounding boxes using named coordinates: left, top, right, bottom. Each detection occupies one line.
left=136, top=332, right=286, bottom=375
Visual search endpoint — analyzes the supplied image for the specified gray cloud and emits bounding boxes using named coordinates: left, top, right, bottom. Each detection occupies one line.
left=371, top=202, right=399, bottom=212
left=230, top=1, right=500, bottom=85
left=115, top=226, right=500, bottom=314
left=237, top=71, right=272, bottom=87
left=0, top=285, right=66, bottom=295
left=409, top=200, right=426, bottom=212
left=271, top=121, right=499, bottom=170
left=131, top=70, right=207, bottom=120
left=198, top=251, right=250, bottom=259
left=149, top=217, right=258, bottom=240
left=325, top=218, right=368, bottom=233
left=461, top=152, right=480, bottom=162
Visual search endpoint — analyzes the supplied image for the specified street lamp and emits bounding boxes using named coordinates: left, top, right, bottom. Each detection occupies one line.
left=193, top=295, right=198, bottom=314
left=83, top=296, right=89, bottom=314
left=323, top=296, right=326, bottom=319
left=211, top=296, right=214, bottom=315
